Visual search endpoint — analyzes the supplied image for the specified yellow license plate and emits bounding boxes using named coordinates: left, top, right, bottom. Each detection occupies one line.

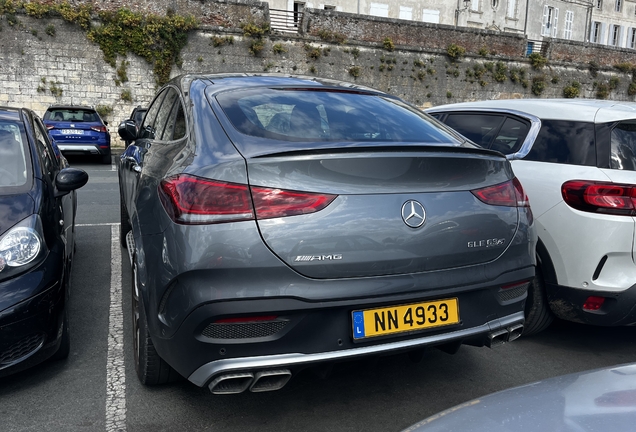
left=352, top=298, right=460, bottom=339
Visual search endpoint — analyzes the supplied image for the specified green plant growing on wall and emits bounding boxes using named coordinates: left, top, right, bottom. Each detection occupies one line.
left=589, top=61, right=600, bottom=78
left=509, top=67, right=526, bottom=84
left=417, top=70, right=426, bottom=80
left=478, top=47, right=488, bottom=57
left=309, top=65, right=316, bottom=73
left=563, top=81, right=581, bottom=98
left=551, top=75, right=559, bottom=84
left=379, top=64, right=385, bottom=72
left=272, top=43, right=287, bottom=54
left=316, top=29, right=346, bottom=44
left=446, top=91, right=452, bottom=98
left=609, top=76, right=620, bottom=90
left=6, top=12, right=19, bottom=26
left=629, top=82, right=636, bottom=96
left=211, top=35, right=234, bottom=47
left=446, top=44, right=465, bottom=62
left=351, top=47, right=360, bottom=58
left=120, top=89, right=132, bottom=102
left=531, top=75, right=546, bottom=95
left=614, top=62, right=633, bottom=73
left=249, top=39, right=265, bottom=56
left=30, top=28, right=37, bottom=37
left=472, top=64, right=486, bottom=80
left=493, top=61, right=507, bottom=82
left=383, top=37, right=395, bottom=51
left=45, top=24, right=55, bottom=36
left=349, top=66, right=361, bottom=78
left=413, top=59, right=425, bottom=68
left=241, top=21, right=269, bottom=38
left=115, top=60, right=129, bottom=86
left=96, top=104, right=114, bottom=118
left=528, top=53, right=547, bottom=70
left=596, top=82, right=610, bottom=99
left=197, top=55, right=203, bottom=63
left=484, top=62, right=494, bottom=72
left=304, top=44, right=322, bottom=60
left=49, top=82, right=63, bottom=97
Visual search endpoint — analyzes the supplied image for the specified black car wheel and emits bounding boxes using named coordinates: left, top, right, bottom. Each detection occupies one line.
left=132, top=257, right=178, bottom=385
left=120, top=198, right=132, bottom=248
left=101, top=152, right=112, bottom=165
left=522, top=264, right=554, bottom=336
left=51, top=311, right=70, bottom=361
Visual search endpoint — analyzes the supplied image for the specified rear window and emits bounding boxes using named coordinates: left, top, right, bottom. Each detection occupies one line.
left=0, top=121, right=29, bottom=188
left=611, top=121, right=636, bottom=170
left=44, top=108, right=100, bottom=123
left=215, top=89, right=459, bottom=144
left=524, top=120, right=596, bottom=166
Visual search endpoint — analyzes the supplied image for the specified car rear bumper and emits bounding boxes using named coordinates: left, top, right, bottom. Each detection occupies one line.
left=187, top=311, right=525, bottom=388
left=57, top=144, right=110, bottom=156
left=546, top=282, right=636, bottom=326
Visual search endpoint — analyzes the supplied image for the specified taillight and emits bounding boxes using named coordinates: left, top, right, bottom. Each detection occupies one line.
left=45, top=124, right=54, bottom=130
left=472, top=178, right=530, bottom=208
left=91, top=125, right=108, bottom=133
left=158, top=174, right=337, bottom=225
left=159, top=175, right=254, bottom=224
left=562, top=180, right=636, bottom=216
left=251, top=187, right=336, bottom=219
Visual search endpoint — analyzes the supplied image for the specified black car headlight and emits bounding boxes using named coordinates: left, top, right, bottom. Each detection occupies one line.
left=0, top=215, right=48, bottom=281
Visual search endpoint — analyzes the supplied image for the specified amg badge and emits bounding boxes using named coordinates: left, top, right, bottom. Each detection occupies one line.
left=295, top=254, right=343, bottom=262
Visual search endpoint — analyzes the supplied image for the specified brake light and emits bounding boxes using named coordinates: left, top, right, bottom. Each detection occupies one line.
left=91, top=125, right=108, bottom=133
left=251, top=187, right=336, bottom=219
left=158, top=174, right=337, bottom=225
left=159, top=175, right=254, bottom=224
left=562, top=180, right=636, bottom=216
left=472, top=178, right=530, bottom=207
left=45, top=124, right=54, bottom=130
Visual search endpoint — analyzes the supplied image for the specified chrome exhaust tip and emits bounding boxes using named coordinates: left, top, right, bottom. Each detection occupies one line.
left=507, top=324, right=524, bottom=342
left=208, top=372, right=254, bottom=394
left=250, top=370, right=292, bottom=393
left=486, top=328, right=509, bottom=348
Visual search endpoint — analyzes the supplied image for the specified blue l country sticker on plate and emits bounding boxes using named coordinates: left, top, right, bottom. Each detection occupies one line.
left=352, top=311, right=365, bottom=338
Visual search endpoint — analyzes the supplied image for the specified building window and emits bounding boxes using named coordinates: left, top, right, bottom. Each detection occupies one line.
left=399, top=6, right=412, bottom=20
left=591, top=21, right=602, bottom=42
left=542, top=6, right=559, bottom=37
left=492, top=0, right=499, bottom=9
left=564, top=11, right=574, bottom=39
left=630, top=28, right=636, bottom=48
left=471, top=0, right=479, bottom=11
left=293, top=2, right=304, bottom=26
left=507, top=0, right=516, bottom=18
left=611, top=24, right=620, bottom=45
left=596, top=0, right=602, bottom=8
left=616, top=0, right=622, bottom=12
left=422, top=9, right=440, bottom=23
left=323, top=5, right=336, bottom=10
left=369, top=2, right=389, bottom=17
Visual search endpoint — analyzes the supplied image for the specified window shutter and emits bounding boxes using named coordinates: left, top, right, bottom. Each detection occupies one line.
left=541, top=5, right=549, bottom=36
left=551, top=8, right=559, bottom=37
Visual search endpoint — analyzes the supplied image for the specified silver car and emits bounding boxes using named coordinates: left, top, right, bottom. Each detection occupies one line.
left=117, top=73, right=536, bottom=394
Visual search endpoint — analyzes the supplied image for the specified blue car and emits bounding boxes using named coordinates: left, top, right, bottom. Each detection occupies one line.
left=43, top=105, right=111, bottom=164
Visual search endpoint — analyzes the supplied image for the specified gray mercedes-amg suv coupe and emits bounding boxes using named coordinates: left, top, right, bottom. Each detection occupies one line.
left=117, top=73, right=536, bottom=394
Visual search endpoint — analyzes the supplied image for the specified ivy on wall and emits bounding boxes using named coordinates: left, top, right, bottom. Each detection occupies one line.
left=1, top=0, right=197, bottom=86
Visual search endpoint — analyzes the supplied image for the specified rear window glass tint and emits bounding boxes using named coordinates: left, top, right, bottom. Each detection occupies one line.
left=215, top=89, right=458, bottom=144
left=44, top=109, right=99, bottom=122
left=443, top=113, right=505, bottom=147
left=524, top=120, right=596, bottom=166
left=611, top=121, right=636, bottom=170
left=490, top=117, right=529, bottom=155
left=0, top=121, right=28, bottom=187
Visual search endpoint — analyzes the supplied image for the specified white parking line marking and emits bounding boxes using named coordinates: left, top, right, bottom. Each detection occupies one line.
left=112, top=157, right=116, bottom=172
left=76, top=223, right=119, bottom=227
left=106, top=224, right=127, bottom=432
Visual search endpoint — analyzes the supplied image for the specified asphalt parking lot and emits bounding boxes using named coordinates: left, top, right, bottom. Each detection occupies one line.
left=1, top=155, right=635, bottom=432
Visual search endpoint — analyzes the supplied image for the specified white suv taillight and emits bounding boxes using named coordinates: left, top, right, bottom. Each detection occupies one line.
left=562, top=180, right=636, bottom=216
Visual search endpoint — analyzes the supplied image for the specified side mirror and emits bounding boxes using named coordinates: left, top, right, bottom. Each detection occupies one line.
left=118, top=119, right=138, bottom=142
left=55, top=168, right=89, bottom=197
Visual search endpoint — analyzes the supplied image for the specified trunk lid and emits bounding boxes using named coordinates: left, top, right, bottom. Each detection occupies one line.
left=247, top=148, right=519, bottom=279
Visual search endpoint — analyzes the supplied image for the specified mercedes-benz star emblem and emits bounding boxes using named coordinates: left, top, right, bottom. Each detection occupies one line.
left=401, top=200, right=426, bottom=228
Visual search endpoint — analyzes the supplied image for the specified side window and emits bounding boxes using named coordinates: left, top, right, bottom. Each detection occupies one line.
left=442, top=113, right=505, bottom=148
left=610, top=121, right=636, bottom=170
left=524, top=120, right=596, bottom=166
left=140, top=90, right=167, bottom=139
left=33, top=116, right=58, bottom=175
left=491, top=117, right=530, bottom=154
left=154, top=89, right=178, bottom=141
left=163, top=98, right=187, bottom=141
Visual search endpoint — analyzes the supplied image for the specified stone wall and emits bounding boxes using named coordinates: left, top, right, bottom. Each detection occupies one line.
left=1, top=2, right=635, bottom=146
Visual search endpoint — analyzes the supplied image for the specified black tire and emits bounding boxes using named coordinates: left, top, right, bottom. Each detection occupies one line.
left=120, top=198, right=132, bottom=248
left=523, top=266, right=554, bottom=336
left=51, top=311, right=70, bottom=361
left=101, top=152, right=112, bottom=165
left=132, top=258, right=178, bottom=385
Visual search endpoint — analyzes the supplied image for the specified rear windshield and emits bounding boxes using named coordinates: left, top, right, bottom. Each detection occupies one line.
left=44, top=108, right=100, bottom=123
left=0, top=121, right=29, bottom=188
left=215, top=88, right=459, bottom=144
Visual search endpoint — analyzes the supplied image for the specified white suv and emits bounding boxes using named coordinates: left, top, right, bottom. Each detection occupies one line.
left=428, top=99, right=636, bottom=335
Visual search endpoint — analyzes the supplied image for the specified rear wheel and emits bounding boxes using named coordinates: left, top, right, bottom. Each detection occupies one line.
left=101, top=152, right=111, bottom=165
left=132, top=258, right=178, bottom=385
left=523, top=265, right=554, bottom=336
left=120, top=198, right=132, bottom=248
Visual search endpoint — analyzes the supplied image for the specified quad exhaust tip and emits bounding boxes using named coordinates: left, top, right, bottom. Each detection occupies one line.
left=208, top=369, right=292, bottom=394
left=486, top=324, right=525, bottom=348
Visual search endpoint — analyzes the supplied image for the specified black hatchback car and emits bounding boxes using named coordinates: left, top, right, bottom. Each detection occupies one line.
left=118, top=73, right=535, bottom=394
left=0, top=106, right=88, bottom=376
